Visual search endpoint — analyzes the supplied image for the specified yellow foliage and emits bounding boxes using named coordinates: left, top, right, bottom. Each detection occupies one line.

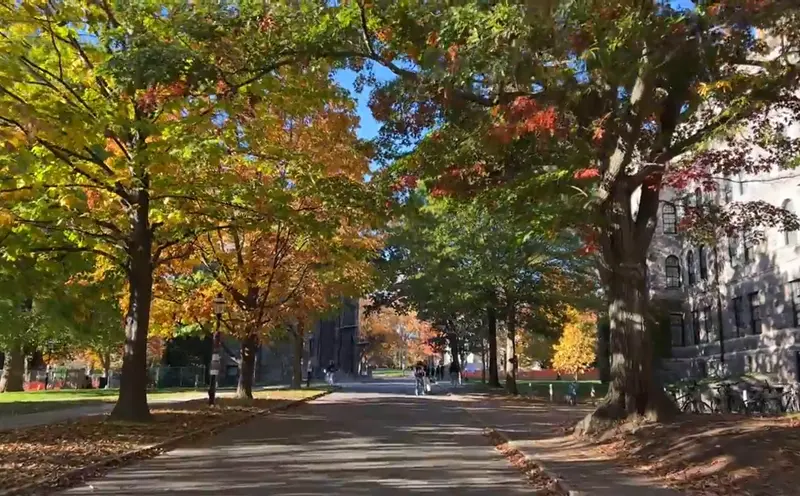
left=551, top=307, right=597, bottom=378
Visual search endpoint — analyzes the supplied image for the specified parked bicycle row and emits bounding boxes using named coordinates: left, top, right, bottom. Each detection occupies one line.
left=667, top=378, right=800, bottom=415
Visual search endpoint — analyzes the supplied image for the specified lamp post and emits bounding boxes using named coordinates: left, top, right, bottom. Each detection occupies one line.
left=208, top=293, right=226, bottom=405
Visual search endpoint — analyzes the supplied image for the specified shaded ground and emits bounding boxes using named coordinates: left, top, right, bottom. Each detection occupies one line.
left=462, top=394, right=680, bottom=495
left=0, top=389, right=324, bottom=493
left=596, top=413, right=800, bottom=496
left=466, top=390, right=800, bottom=495
left=59, top=383, right=533, bottom=495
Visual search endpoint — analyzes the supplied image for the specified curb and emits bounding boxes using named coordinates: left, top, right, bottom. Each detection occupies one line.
left=456, top=395, right=582, bottom=496
left=485, top=427, right=585, bottom=496
left=0, top=390, right=331, bottom=496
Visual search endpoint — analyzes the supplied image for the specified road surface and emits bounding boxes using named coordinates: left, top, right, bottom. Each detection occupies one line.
left=61, top=379, right=531, bottom=495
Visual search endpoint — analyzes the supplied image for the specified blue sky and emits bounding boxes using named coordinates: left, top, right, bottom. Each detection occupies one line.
left=333, top=65, right=396, bottom=141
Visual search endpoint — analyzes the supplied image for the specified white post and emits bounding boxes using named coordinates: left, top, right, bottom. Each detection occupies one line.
left=549, top=383, right=554, bottom=402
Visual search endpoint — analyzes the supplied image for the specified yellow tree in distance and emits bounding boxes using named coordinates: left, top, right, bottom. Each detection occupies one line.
left=552, top=308, right=597, bottom=380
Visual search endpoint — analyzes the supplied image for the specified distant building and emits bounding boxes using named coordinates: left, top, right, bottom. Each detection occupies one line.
left=308, top=297, right=361, bottom=378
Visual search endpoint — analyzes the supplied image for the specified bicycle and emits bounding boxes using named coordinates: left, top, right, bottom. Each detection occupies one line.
left=711, top=381, right=747, bottom=414
left=743, top=380, right=782, bottom=416
left=675, top=380, right=713, bottom=414
left=780, top=382, right=800, bottom=413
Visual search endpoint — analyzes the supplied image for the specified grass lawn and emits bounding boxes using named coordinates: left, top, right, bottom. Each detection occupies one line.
left=371, top=368, right=408, bottom=378
left=0, top=388, right=206, bottom=417
left=466, top=379, right=608, bottom=402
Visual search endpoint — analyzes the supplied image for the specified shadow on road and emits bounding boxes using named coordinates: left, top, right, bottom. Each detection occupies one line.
left=62, top=390, right=531, bottom=495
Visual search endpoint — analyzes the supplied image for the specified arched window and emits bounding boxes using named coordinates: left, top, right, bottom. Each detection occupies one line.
left=665, top=255, right=681, bottom=288
left=782, top=199, right=798, bottom=246
left=699, top=245, right=708, bottom=280
left=662, top=203, right=677, bottom=234
left=687, top=250, right=696, bottom=285
left=694, top=187, right=703, bottom=208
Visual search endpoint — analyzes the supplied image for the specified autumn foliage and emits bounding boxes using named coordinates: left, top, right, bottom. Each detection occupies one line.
left=360, top=303, right=436, bottom=367
left=552, top=308, right=597, bottom=379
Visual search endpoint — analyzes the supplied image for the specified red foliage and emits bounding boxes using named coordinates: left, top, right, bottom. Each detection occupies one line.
left=258, top=15, right=276, bottom=32
left=574, top=167, right=600, bottom=180
left=430, top=185, right=449, bottom=198
left=579, top=231, right=599, bottom=255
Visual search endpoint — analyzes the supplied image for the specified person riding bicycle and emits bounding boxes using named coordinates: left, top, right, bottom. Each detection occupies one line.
left=413, top=362, right=427, bottom=396
left=325, top=361, right=337, bottom=386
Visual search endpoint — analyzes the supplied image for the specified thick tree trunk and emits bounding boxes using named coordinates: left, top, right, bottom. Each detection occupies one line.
left=577, top=261, right=677, bottom=435
left=505, top=298, right=518, bottom=395
left=237, top=334, right=257, bottom=399
left=291, top=323, right=304, bottom=389
left=448, top=333, right=461, bottom=371
left=481, top=340, right=487, bottom=384
left=487, top=305, right=500, bottom=387
left=110, top=231, right=153, bottom=421
left=597, top=318, right=611, bottom=384
left=0, top=346, right=25, bottom=392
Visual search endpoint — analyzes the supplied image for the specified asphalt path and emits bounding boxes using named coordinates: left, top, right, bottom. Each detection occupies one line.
left=60, top=378, right=531, bottom=495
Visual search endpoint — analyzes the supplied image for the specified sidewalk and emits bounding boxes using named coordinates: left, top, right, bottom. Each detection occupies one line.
left=459, top=394, right=682, bottom=495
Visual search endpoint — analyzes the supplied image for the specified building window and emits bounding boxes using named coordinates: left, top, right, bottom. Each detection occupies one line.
left=703, top=305, right=713, bottom=343
left=662, top=203, right=677, bottom=234
left=738, top=171, right=745, bottom=195
left=669, top=313, right=685, bottom=347
left=665, top=256, right=681, bottom=288
left=732, top=296, right=744, bottom=337
left=723, top=180, right=733, bottom=203
left=782, top=199, right=798, bottom=246
left=746, top=355, right=753, bottom=372
left=790, top=280, right=800, bottom=328
left=698, top=245, right=708, bottom=280
left=687, top=250, right=696, bottom=285
left=694, top=187, right=702, bottom=208
left=692, top=309, right=700, bottom=345
left=749, top=292, right=762, bottom=335
left=728, top=236, right=739, bottom=266
left=698, top=360, right=707, bottom=378
left=743, top=237, right=754, bottom=263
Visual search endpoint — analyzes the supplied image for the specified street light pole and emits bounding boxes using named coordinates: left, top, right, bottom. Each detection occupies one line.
left=208, top=293, right=226, bottom=406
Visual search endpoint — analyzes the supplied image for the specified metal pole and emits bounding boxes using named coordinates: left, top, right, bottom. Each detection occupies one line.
left=208, top=314, right=221, bottom=405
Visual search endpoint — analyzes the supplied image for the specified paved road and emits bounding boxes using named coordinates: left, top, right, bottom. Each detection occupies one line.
left=61, top=379, right=531, bottom=495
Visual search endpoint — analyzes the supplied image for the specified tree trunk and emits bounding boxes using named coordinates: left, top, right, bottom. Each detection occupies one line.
left=448, top=333, right=460, bottom=371
left=0, top=346, right=25, bottom=392
left=291, top=322, right=304, bottom=389
left=487, top=305, right=500, bottom=387
left=110, top=218, right=153, bottom=421
left=237, top=334, right=257, bottom=399
left=505, top=298, right=518, bottom=395
left=597, top=318, right=611, bottom=384
left=481, top=340, right=487, bottom=384
left=577, top=260, right=677, bottom=434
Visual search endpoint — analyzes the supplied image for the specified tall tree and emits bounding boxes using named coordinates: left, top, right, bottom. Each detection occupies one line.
left=0, top=3, right=349, bottom=418
left=303, top=0, right=800, bottom=430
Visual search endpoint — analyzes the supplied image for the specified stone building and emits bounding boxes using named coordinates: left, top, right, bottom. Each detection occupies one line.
left=308, top=297, right=361, bottom=378
left=650, top=169, right=800, bottom=383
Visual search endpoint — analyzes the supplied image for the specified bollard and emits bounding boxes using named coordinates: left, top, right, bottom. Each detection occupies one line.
left=549, top=383, right=554, bottom=402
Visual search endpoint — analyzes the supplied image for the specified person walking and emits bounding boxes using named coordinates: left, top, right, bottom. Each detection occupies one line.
left=413, top=362, right=427, bottom=396
left=449, top=361, right=460, bottom=386
left=306, top=361, right=313, bottom=387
